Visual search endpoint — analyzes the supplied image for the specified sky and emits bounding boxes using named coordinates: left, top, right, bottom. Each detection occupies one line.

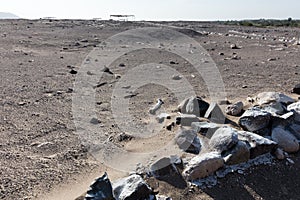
left=2, top=0, right=300, bottom=21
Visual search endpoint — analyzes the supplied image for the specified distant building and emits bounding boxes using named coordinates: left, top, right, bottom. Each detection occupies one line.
left=110, top=15, right=135, bottom=21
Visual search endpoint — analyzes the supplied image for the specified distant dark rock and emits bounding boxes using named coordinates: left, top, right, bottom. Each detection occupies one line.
left=85, top=172, right=115, bottom=200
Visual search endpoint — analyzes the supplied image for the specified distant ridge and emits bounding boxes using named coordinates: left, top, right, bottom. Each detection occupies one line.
left=0, top=12, right=19, bottom=19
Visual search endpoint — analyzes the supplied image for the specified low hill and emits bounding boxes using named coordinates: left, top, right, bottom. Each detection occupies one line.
left=0, top=12, right=19, bottom=19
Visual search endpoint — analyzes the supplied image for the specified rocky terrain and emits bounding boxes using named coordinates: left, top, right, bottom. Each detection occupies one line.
left=0, top=19, right=299, bottom=200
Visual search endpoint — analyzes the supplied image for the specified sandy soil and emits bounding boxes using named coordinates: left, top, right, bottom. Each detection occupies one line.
left=0, top=19, right=299, bottom=200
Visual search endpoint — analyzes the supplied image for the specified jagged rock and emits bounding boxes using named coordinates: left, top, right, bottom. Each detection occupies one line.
left=150, top=157, right=180, bottom=179
left=255, top=92, right=295, bottom=106
left=175, top=114, right=200, bottom=126
left=182, top=152, right=224, bottom=181
left=113, top=174, right=153, bottom=200
left=85, top=172, right=115, bottom=200
left=271, top=126, right=299, bottom=153
left=175, top=129, right=201, bottom=154
left=191, top=122, right=222, bottom=138
left=238, top=107, right=271, bottom=134
left=223, top=141, right=250, bottom=165
left=261, top=101, right=286, bottom=116
left=237, top=131, right=277, bottom=159
left=225, top=101, right=243, bottom=116
left=287, top=101, right=300, bottom=122
left=208, top=127, right=239, bottom=153
left=177, top=96, right=209, bottom=117
left=204, top=102, right=226, bottom=124
left=292, top=84, right=300, bottom=94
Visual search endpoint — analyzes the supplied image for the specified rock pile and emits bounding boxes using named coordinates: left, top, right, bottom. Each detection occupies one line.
left=84, top=92, right=300, bottom=199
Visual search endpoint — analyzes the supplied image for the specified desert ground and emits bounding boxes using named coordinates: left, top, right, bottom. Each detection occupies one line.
left=0, top=19, right=299, bottom=200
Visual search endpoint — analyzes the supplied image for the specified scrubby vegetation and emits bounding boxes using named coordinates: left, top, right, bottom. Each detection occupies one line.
left=219, top=18, right=300, bottom=28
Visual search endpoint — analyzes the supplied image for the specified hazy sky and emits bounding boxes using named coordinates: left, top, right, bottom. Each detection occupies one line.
left=2, top=0, right=300, bottom=21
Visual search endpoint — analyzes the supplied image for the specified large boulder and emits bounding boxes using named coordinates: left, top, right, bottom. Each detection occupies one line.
left=85, top=172, right=115, bottom=200
left=204, top=102, right=226, bottom=124
left=261, top=101, right=287, bottom=116
left=113, top=175, right=153, bottom=200
left=271, top=126, right=299, bottom=153
left=223, top=141, right=250, bottom=165
left=208, top=127, right=239, bottom=153
left=175, top=129, right=201, bottom=154
left=178, top=96, right=209, bottom=117
left=237, top=131, right=277, bottom=159
left=255, top=92, right=295, bottom=106
left=238, top=107, right=271, bottom=134
left=191, top=122, right=222, bottom=138
left=182, top=152, right=224, bottom=181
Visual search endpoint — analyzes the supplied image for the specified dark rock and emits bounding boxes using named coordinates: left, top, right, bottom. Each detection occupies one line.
left=223, top=141, right=250, bottom=165
left=208, top=127, right=239, bottom=153
left=113, top=174, right=153, bottom=200
left=70, top=69, right=78, bottom=74
left=178, top=96, right=209, bottom=117
left=102, top=66, right=113, bottom=75
left=182, top=152, right=224, bottom=181
left=90, top=118, right=100, bottom=125
left=85, top=172, right=115, bottom=200
left=237, top=131, right=277, bottom=159
left=238, top=107, right=271, bottom=134
left=166, top=122, right=175, bottom=131
left=175, top=129, right=201, bottom=154
left=225, top=101, right=243, bottom=116
left=191, top=122, right=222, bottom=138
left=204, top=102, right=226, bottom=124
left=271, top=126, right=299, bottom=153
left=292, top=84, right=300, bottom=94
left=119, top=63, right=126, bottom=67
left=117, top=133, right=133, bottom=142
left=175, top=114, right=200, bottom=126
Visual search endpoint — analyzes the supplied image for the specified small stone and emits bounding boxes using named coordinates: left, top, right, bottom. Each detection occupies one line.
left=119, top=63, right=126, bottom=67
left=204, top=102, right=226, bottom=124
left=271, top=126, right=299, bottom=153
left=69, top=69, right=77, bottom=74
left=117, top=133, right=133, bottom=142
left=172, top=74, right=182, bottom=80
left=225, top=101, right=243, bottom=116
left=230, top=44, right=240, bottom=49
left=182, top=152, right=224, bottom=181
left=274, top=148, right=285, bottom=160
left=90, top=118, right=100, bottom=125
left=175, top=129, right=201, bottom=154
left=209, top=127, right=239, bottom=153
